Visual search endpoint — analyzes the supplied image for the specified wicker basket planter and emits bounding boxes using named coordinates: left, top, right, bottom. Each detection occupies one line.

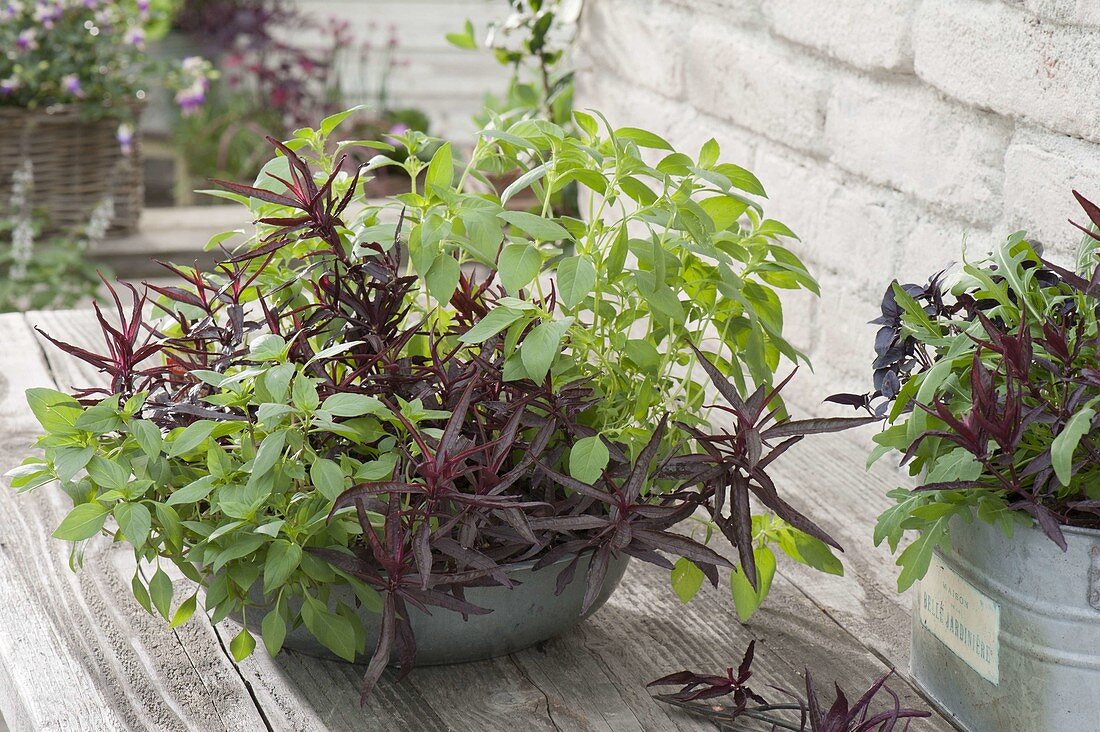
left=0, top=106, right=143, bottom=235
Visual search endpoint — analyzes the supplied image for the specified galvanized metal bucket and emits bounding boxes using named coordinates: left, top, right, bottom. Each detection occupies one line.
left=911, top=516, right=1100, bottom=731
left=242, top=550, right=630, bottom=665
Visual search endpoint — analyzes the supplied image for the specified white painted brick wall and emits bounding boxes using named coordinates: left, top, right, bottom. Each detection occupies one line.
left=1023, top=0, right=1100, bottom=26
left=577, top=0, right=1100, bottom=412
left=686, top=20, right=832, bottom=155
left=1003, top=125, right=1100, bottom=261
left=580, top=0, right=691, bottom=97
left=765, top=0, right=917, bottom=71
left=825, top=75, right=1011, bottom=224
left=913, top=0, right=1100, bottom=144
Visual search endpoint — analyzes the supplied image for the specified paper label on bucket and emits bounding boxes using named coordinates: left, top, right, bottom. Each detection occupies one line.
left=918, top=554, right=1000, bottom=685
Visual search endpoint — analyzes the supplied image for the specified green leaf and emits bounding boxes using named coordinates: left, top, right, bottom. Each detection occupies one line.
left=892, top=282, right=942, bottom=340
left=499, top=211, right=569, bottom=242
left=425, top=142, right=454, bottom=191
left=445, top=20, right=477, bottom=49
left=699, top=138, right=720, bottom=168
left=53, top=445, right=94, bottom=483
left=114, top=502, right=151, bottom=546
left=606, top=226, right=628, bottom=278
left=321, top=393, right=386, bottom=418
left=263, top=363, right=295, bottom=402
left=261, top=608, right=287, bottom=657
left=556, top=256, right=596, bottom=309
left=53, top=502, right=108, bottom=541
left=925, top=448, right=984, bottom=484
left=211, top=534, right=267, bottom=573
left=458, top=307, right=526, bottom=344
left=249, top=334, right=288, bottom=361
left=670, top=557, right=705, bottom=603
left=1052, top=400, right=1098, bottom=486
left=320, top=105, right=364, bottom=136
left=700, top=195, right=749, bottom=231
left=729, top=566, right=760, bottom=622
left=624, top=339, right=661, bottom=374
left=5, top=462, right=51, bottom=491
left=308, top=340, right=367, bottom=364
left=26, top=388, right=82, bottom=435
left=569, top=436, right=609, bottom=484
left=166, top=475, right=217, bottom=506
left=344, top=576, right=384, bottom=613
left=715, top=163, right=766, bottom=196
left=74, top=401, right=123, bottom=434
left=896, top=517, right=951, bottom=591
left=573, top=110, right=598, bottom=137
left=230, top=627, right=257, bottom=662
left=310, top=458, right=346, bottom=502
left=615, top=127, right=673, bottom=151
left=255, top=519, right=285, bottom=537
left=168, top=421, right=218, bottom=457
left=499, top=242, right=543, bottom=293
left=501, top=163, right=547, bottom=204
left=204, top=229, right=245, bottom=251
left=250, top=430, right=286, bottom=480
left=130, top=420, right=163, bottom=458
left=87, top=456, right=130, bottom=491
left=301, top=596, right=357, bottom=661
left=149, top=567, right=173, bottom=619
left=521, top=318, right=571, bottom=383
left=635, top=271, right=686, bottom=324
left=292, top=374, right=321, bottom=412
left=131, top=573, right=152, bottom=613
left=264, top=540, right=303, bottom=593
left=730, top=545, right=776, bottom=622
left=786, top=533, right=843, bottom=576
left=169, top=593, right=198, bottom=628
left=620, top=177, right=657, bottom=206
left=155, top=503, right=184, bottom=549
left=425, top=253, right=461, bottom=303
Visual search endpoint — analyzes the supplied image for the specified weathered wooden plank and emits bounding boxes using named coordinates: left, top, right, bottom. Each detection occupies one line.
left=23, top=309, right=569, bottom=732
left=0, top=314, right=270, bottom=731
left=0, top=313, right=54, bottom=433
left=11, top=308, right=955, bottom=730
left=769, top=428, right=921, bottom=671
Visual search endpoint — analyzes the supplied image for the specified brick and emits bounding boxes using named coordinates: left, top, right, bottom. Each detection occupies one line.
left=667, top=0, right=761, bottom=25
left=824, top=74, right=1011, bottom=225
left=893, top=214, right=993, bottom=286
left=1023, top=0, right=1100, bottom=26
left=779, top=287, right=819, bottom=358
left=1002, top=125, right=1100, bottom=263
left=787, top=285, right=880, bottom=411
left=754, top=142, right=978, bottom=289
left=913, top=0, right=1100, bottom=144
left=765, top=0, right=917, bottom=71
left=578, top=0, right=691, bottom=99
left=575, top=71, right=759, bottom=165
left=664, top=111, right=759, bottom=169
left=686, top=22, right=832, bottom=155
left=753, top=145, right=898, bottom=288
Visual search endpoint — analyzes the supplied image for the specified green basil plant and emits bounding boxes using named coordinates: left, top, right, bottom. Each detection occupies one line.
left=7, top=108, right=869, bottom=696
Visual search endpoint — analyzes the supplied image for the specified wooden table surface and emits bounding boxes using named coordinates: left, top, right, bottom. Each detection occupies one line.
left=0, top=309, right=957, bottom=732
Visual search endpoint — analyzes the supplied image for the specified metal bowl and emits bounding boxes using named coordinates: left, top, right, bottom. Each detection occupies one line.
left=240, top=550, right=630, bottom=665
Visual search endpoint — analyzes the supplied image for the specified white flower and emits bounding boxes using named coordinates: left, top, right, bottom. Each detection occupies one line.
left=9, top=160, right=35, bottom=282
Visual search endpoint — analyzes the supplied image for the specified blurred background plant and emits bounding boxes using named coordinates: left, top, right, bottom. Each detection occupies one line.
left=168, top=0, right=430, bottom=193
left=0, top=160, right=107, bottom=313
left=448, top=0, right=583, bottom=216
left=0, top=0, right=210, bottom=121
left=448, top=0, right=582, bottom=128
